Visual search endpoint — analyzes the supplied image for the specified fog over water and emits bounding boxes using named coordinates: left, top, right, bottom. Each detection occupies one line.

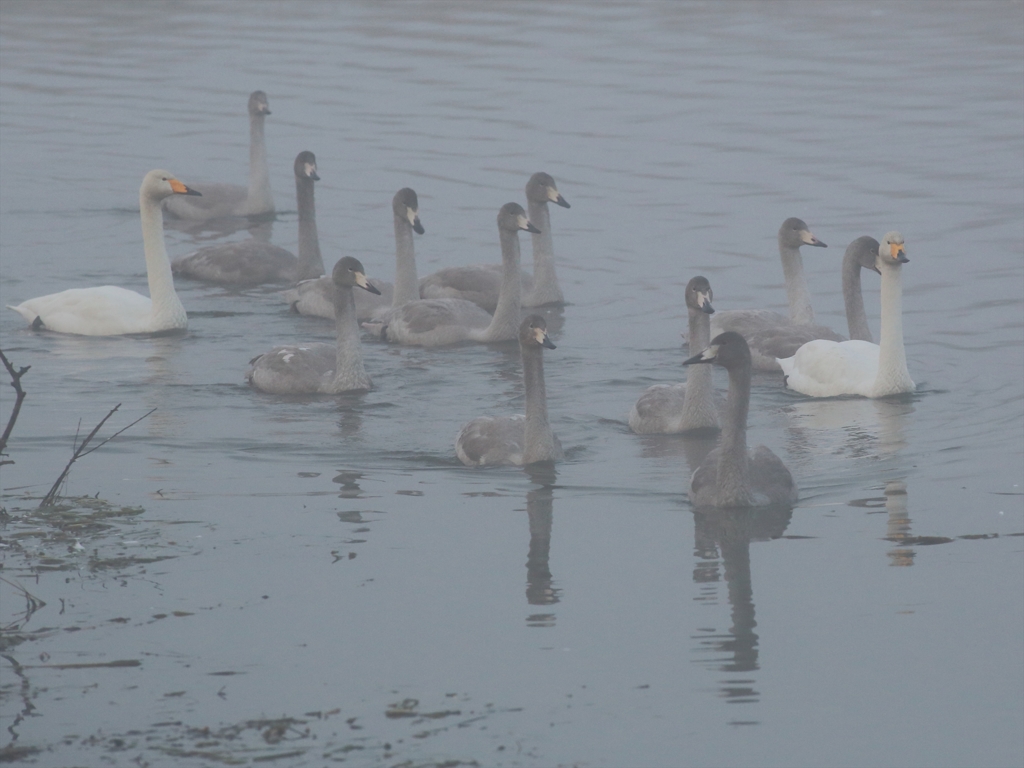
left=1, top=2, right=1022, bottom=766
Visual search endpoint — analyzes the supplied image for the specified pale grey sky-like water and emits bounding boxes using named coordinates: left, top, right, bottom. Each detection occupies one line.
left=1, top=2, right=1022, bottom=766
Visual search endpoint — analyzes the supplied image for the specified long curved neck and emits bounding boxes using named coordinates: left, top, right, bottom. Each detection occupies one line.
left=717, top=362, right=753, bottom=506
left=523, top=345, right=555, bottom=463
left=247, top=112, right=273, bottom=213
left=331, top=285, right=370, bottom=390
left=682, top=307, right=714, bottom=417
left=392, top=215, right=418, bottom=306
left=875, top=266, right=912, bottom=393
left=842, top=254, right=872, bottom=342
left=779, top=243, right=814, bottom=324
left=484, top=228, right=523, bottom=340
left=295, top=176, right=324, bottom=280
left=527, top=198, right=562, bottom=301
left=140, top=192, right=184, bottom=321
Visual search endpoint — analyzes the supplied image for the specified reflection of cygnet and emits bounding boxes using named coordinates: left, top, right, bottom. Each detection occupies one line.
left=684, top=333, right=798, bottom=508
left=456, top=316, right=563, bottom=466
left=630, top=276, right=719, bottom=434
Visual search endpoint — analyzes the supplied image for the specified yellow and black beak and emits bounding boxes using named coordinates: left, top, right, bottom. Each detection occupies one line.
left=169, top=178, right=201, bottom=196
left=890, top=242, right=909, bottom=263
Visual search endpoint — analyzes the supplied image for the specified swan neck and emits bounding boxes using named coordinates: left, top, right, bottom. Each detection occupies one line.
left=485, top=228, right=523, bottom=339
left=523, top=345, right=554, bottom=462
left=332, top=284, right=370, bottom=390
left=717, top=362, right=752, bottom=502
left=295, top=176, right=324, bottom=280
left=872, top=268, right=913, bottom=393
left=139, top=191, right=184, bottom=321
left=247, top=111, right=273, bottom=212
left=779, top=244, right=814, bottom=324
left=682, top=306, right=715, bottom=415
left=392, top=215, right=419, bottom=306
left=527, top=198, right=557, bottom=285
left=842, top=254, right=872, bottom=342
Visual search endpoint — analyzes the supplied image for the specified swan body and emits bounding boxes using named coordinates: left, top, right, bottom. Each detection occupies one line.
left=282, top=187, right=422, bottom=320
left=684, top=332, right=798, bottom=508
left=164, top=91, right=274, bottom=221
left=8, top=170, right=198, bottom=335
left=629, top=276, right=720, bottom=434
left=418, top=172, right=569, bottom=311
left=173, top=151, right=324, bottom=286
left=368, top=202, right=537, bottom=346
left=247, top=257, right=379, bottom=394
left=778, top=232, right=914, bottom=398
left=456, top=315, right=563, bottom=466
left=710, top=217, right=838, bottom=370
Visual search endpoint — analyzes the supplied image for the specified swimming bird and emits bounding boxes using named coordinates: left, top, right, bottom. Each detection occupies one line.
left=456, top=315, right=563, bottom=466
left=777, top=232, right=914, bottom=398
left=163, top=90, right=274, bottom=221
left=172, top=151, right=324, bottom=286
left=629, top=276, right=720, bottom=434
left=367, top=202, right=537, bottom=346
left=418, top=172, right=569, bottom=311
left=710, top=217, right=841, bottom=370
left=282, top=187, right=423, bottom=319
left=684, top=332, right=798, bottom=507
left=740, top=234, right=882, bottom=367
left=246, top=256, right=380, bottom=394
left=8, top=170, right=199, bottom=335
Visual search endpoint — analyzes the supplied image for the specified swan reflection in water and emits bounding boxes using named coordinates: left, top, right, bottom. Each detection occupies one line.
left=784, top=396, right=914, bottom=462
left=850, top=479, right=914, bottom=567
left=691, top=503, right=793, bottom=705
left=524, top=463, right=560, bottom=626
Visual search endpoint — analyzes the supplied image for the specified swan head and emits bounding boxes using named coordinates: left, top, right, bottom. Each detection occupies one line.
left=527, top=172, right=570, bottom=209
left=333, top=256, right=381, bottom=295
left=846, top=235, right=882, bottom=274
left=394, top=188, right=424, bottom=234
left=294, top=151, right=319, bottom=182
left=248, top=90, right=271, bottom=116
left=520, top=315, right=556, bottom=350
left=685, top=276, right=715, bottom=315
left=877, top=231, right=909, bottom=269
left=499, top=202, right=540, bottom=234
left=779, top=217, right=827, bottom=249
left=141, top=170, right=200, bottom=201
left=683, top=331, right=750, bottom=369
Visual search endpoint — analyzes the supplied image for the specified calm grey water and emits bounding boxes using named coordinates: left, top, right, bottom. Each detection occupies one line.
left=1, top=2, right=1022, bottom=766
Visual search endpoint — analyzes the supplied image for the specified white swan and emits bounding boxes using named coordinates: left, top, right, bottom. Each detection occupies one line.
left=8, top=170, right=199, bottom=336
left=456, top=315, right=563, bottom=466
left=629, top=276, right=720, bottom=434
left=739, top=233, right=882, bottom=368
left=367, top=202, right=537, bottom=346
left=246, top=256, right=380, bottom=394
left=163, top=90, right=274, bottom=221
left=777, top=232, right=914, bottom=398
left=282, top=187, right=422, bottom=319
left=710, top=217, right=841, bottom=370
left=172, top=151, right=324, bottom=286
left=684, top=332, right=798, bottom=507
left=418, top=172, right=569, bottom=312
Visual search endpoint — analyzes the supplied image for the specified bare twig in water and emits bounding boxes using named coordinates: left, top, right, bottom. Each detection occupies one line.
left=0, top=575, right=47, bottom=632
left=0, top=348, right=30, bottom=466
left=39, top=405, right=156, bottom=508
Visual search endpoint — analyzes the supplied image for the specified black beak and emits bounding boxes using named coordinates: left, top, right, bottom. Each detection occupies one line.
left=810, top=238, right=827, bottom=248
left=360, top=281, right=382, bottom=296
left=701, top=302, right=715, bottom=315
left=683, top=351, right=713, bottom=366
left=542, top=336, right=556, bottom=350
left=555, top=194, right=570, bottom=209
left=525, top=222, right=541, bottom=234
left=413, top=218, right=425, bottom=235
